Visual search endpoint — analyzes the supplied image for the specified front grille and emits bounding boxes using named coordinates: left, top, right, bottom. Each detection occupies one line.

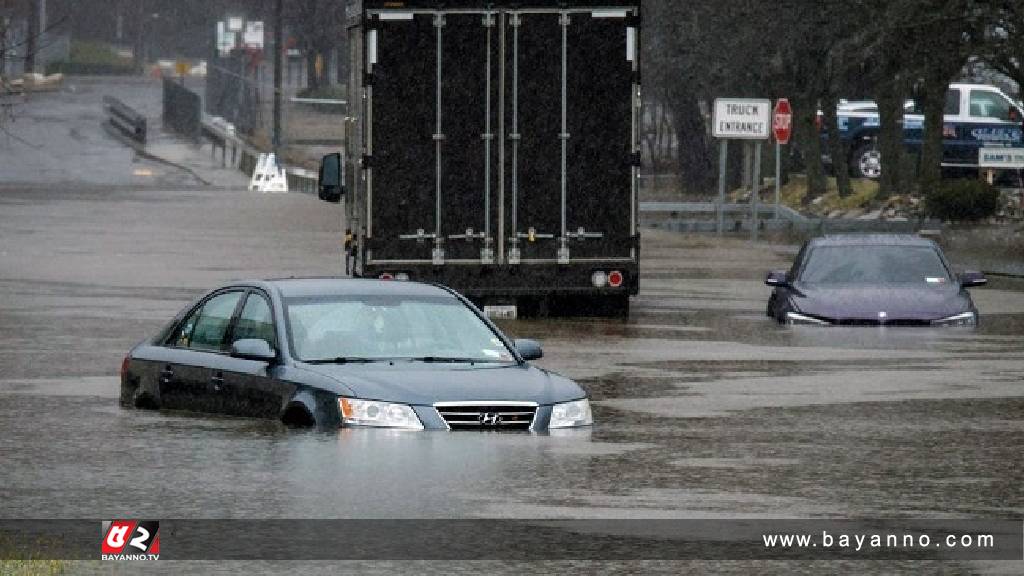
left=834, top=319, right=931, bottom=327
left=435, top=403, right=537, bottom=431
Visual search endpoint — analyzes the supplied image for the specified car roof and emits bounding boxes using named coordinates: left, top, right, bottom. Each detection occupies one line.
left=809, top=234, right=938, bottom=248
left=232, top=278, right=457, bottom=299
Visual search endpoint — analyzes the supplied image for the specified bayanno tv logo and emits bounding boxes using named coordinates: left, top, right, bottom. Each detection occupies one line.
left=101, top=520, right=160, bottom=560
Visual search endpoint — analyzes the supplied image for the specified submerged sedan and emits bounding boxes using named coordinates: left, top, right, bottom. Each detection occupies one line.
left=765, top=234, right=986, bottom=326
left=120, top=279, right=592, bottom=430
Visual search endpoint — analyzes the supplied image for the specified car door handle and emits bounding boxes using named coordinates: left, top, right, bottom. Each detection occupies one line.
left=160, top=365, right=174, bottom=380
left=210, top=372, right=224, bottom=392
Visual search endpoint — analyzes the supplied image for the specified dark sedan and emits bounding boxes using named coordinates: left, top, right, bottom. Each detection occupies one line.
left=120, top=279, right=593, bottom=430
left=765, top=234, right=986, bottom=327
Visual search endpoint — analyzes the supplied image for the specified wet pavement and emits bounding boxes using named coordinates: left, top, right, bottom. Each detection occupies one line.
left=2, top=82, right=1024, bottom=575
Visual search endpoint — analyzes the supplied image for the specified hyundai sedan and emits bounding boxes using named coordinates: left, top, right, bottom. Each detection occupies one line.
left=120, top=279, right=593, bottom=430
left=765, top=234, right=986, bottom=326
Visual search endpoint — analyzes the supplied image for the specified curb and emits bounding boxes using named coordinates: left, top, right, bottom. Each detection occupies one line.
left=102, top=122, right=213, bottom=186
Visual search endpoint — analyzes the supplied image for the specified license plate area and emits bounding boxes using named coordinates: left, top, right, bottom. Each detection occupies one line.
left=483, top=305, right=518, bottom=320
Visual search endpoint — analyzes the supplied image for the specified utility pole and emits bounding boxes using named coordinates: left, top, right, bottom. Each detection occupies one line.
left=273, top=0, right=283, bottom=153
left=134, top=0, right=145, bottom=71
left=25, top=0, right=39, bottom=73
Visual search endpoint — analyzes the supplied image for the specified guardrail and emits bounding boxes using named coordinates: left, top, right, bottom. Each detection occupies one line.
left=640, top=201, right=942, bottom=235
left=286, top=168, right=318, bottom=194
left=640, top=202, right=809, bottom=223
left=103, top=95, right=147, bottom=144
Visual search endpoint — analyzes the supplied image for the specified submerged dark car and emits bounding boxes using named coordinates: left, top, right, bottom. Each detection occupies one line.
left=120, top=279, right=592, bottom=430
left=765, top=234, right=986, bottom=327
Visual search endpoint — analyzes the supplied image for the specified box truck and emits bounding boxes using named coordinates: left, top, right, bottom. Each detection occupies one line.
left=318, top=0, right=642, bottom=316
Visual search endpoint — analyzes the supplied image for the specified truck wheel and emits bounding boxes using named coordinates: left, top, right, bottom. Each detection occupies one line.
left=851, top=143, right=882, bottom=180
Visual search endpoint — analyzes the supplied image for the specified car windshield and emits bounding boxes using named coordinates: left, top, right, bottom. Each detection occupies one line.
left=799, top=245, right=951, bottom=285
left=285, top=295, right=515, bottom=363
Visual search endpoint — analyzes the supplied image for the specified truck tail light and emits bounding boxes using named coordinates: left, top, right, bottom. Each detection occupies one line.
left=378, top=272, right=409, bottom=281
left=608, top=271, right=624, bottom=288
left=121, top=355, right=130, bottom=380
left=591, top=271, right=608, bottom=287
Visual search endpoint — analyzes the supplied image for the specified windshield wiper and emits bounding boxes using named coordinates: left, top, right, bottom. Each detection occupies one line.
left=305, top=357, right=383, bottom=365
left=404, top=356, right=493, bottom=364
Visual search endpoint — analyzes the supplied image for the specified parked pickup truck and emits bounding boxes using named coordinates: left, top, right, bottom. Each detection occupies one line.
left=833, top=83, right=1024, bottom=179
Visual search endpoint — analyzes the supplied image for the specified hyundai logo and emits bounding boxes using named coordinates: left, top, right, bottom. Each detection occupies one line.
left=479, top=412, right=502, bottom=426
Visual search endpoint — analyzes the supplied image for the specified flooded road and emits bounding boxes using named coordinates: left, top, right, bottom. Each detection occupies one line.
left=2, top=185, right=1024, bottom=574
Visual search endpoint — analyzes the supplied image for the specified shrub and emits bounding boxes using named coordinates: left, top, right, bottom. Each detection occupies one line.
left=923, top=179, right=1000, bottom=222
left=44, top=40, right=137, bottom=76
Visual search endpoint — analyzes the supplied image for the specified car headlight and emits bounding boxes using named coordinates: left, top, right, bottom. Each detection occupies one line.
left=339, top=398, right=424, bottom=430
left=932, top=312, right=976, bottom=327
left=549, top=399, right=593, bottom=429
left=785, top=312, right=830, bottom=326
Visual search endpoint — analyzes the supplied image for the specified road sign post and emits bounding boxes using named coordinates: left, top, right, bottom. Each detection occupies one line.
left=752, top=142, right=761, bottom=241
left=717, top=140, right=727, bottom=236
left=772, top=98, right=792, bottom=221
left=713, top=98, right=771, bottom=238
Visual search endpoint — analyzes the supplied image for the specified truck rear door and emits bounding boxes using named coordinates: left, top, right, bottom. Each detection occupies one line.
left=506, top=10, right=638, bottom=264
left=368, top=11, right=500, bottom=266
left=366, top=6, right=638, bottom=268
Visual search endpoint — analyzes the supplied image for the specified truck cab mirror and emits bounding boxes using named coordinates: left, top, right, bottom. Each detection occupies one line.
left=765, top=270, right=790, bottom=287
left=318, top=153, right=344, bottom=203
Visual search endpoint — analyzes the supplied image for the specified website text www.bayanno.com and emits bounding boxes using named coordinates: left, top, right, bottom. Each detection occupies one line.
left=763, top=530, right=994, bottom=553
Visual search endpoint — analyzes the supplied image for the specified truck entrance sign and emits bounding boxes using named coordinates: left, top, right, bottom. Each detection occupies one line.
left=713, top=98, right=772, bottom=140
left=713, top=98, right=771, bottom=242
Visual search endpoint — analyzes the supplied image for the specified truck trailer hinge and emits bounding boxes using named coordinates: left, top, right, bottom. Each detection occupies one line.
left=432, top=238, right=445, bottom=266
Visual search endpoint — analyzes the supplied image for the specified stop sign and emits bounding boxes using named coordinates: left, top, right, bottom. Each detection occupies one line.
left=773, top=98, right=793, bottom=145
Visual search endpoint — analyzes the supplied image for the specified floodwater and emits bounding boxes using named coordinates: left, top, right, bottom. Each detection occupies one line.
left=2, top=83, right=1024, bottom=573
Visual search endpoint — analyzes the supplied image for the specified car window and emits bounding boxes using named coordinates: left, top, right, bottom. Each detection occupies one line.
left=232, top=293, right=276, bottom=349
left=179, top=291, right=243, bottom=351
left=968, top=90, right=1011, bottom=121
left=799, top=245, right=950, bottom=285
left=285, top=295, right=514, bottom=362
left=944, top=89, right=960, bottom=115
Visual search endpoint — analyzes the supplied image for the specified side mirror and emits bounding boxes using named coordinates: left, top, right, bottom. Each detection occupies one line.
left=230, top=339, right=277, bottom=362
left=513, top=338, right=543, bottom=361
left=959, top=271, right=987, bottom=288
left=318, top=152, right=344, bottom=203
left=765, top=270, right=790, bottom=287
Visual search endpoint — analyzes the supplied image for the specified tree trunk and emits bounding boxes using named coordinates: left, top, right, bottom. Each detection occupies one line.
left=822, top=95, right=852, bottom=197
left=875, top=84, right=905, bottom=199
left=305, top=50, right=320, bottom=90
left=918, top=78, right=947, bottom=194
left=793, top=94, right=826, bottom=204
left=670, top=91, right=714, bottom=195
